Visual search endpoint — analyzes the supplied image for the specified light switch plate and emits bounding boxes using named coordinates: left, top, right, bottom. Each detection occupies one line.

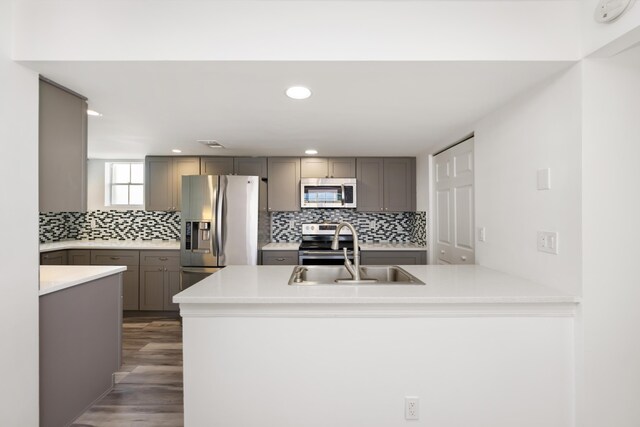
left=537, top=231, right=559, bottom=254
left=537, top=168, right=551, bottom=190
left=478, top=227, right=486, bottom=242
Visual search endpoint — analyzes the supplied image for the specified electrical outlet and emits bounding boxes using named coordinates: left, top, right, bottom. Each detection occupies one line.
left=369, top=220, right=376, bottom=228
left=537, top=168, right=551, bottom=190
left=537, top=231, right=559, bottom=254
left=405, top=396, right=419, bottom=420
left=289, top=220, right=296, bottom=229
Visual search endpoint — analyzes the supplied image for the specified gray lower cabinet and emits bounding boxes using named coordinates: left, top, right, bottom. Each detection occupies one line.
left=360, top=250, right=427, bottom=265
left=145, top=156, right=200, bottom=211
left=139, top=251, right=181, bottom=311
left=40, top=250, right=68, bottom=265
left=200, top=157, right=234, bottom=175
left=267, top=157, right=301, bottom=212
left=234, top=157, right=268, bottom=213
left=67, top=249, right=91, bottom=265
left=356, top=157, right=416, bottom=212
left=39, top=79, right=87, bottom=213
left=91, top=250, right=140, bottom=310
left=262, top=250, right=299, bottom=265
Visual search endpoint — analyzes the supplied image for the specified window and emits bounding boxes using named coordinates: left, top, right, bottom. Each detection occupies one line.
left=105, top=162, right=144, bottom=207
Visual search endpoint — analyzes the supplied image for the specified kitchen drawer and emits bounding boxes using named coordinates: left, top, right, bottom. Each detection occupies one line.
left=360, top=250, right=427, bottom=265
left=262, top=250, right=299, bottom=265
left=40, top=250, right=68, bottom=265
left=91, top=250, right=139, bottom=266
left=68, top=249, right=91, bottom=265
left=139, top=250, right=180, bottom=268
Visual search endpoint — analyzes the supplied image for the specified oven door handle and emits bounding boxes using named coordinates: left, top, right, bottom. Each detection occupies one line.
left=300, top=251, right=353, bottom=256
left=341, top=184, right=345, bottom=206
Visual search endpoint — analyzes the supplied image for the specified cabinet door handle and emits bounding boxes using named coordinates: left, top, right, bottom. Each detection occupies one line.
left=43, top=255, right=49, bottom=259
left=159, top=257, right=168, bottom=261
left=158, top=268, right=163, bottom=271
left=461, top=256, right=467, bottom=261
left=276, top=258, right=285, bottom=261
left=110, top=256, right=120, bottom=260
left=440, top=250, right=445, bottom=254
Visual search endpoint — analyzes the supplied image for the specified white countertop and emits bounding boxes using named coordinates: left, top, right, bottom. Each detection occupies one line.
left=262, top=242, right=426, bottom=251
left=40, top=240, right=180, bottom=252
left=174, top=265, right=578, bottom=306
left=261, top=243, right=301, bottom=251
left=40, top=265, right=127, bottom=296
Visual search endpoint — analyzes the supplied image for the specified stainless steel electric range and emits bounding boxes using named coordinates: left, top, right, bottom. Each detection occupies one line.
left=298, top=223, right=358, bottom=265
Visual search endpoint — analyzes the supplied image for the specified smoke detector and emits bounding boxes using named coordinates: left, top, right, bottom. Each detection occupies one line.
left=595, top=0, right=635, bottom=23
left=197, top=140, right=225, bottom=149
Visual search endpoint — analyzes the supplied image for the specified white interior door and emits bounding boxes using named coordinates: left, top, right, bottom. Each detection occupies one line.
left=434, top=138, right=475, bottom=265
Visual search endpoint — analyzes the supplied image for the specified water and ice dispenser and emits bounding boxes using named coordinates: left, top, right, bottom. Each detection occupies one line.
left=184, top=221, right=212, bottom=253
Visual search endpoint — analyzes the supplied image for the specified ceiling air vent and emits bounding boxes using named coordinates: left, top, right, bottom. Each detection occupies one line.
left=198, top=140, right=225, bottom=149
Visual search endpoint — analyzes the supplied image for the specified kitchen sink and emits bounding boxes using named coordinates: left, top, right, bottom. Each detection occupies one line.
left=288, top=265, right=425, bottom=285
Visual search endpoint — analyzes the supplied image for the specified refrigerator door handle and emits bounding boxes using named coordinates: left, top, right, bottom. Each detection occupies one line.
left=216, top=177, right=225, bottom=261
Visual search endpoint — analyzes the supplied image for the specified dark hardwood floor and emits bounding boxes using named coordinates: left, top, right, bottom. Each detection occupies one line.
left=72, top=312, right=184, bottom=427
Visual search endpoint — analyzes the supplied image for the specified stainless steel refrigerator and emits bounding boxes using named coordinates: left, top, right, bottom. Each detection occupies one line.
left=180, top=175, right=259, bottom=289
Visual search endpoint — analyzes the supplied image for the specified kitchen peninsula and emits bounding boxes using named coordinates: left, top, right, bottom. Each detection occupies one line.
left=39, top=265, right=125, bottom=427
left=175, top=265, right=578, bottom=427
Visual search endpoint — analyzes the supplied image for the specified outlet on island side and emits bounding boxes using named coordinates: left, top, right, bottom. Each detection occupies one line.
left=537, top=231, right=559, bottom=254
left=405, top=396, right=419, bottom=420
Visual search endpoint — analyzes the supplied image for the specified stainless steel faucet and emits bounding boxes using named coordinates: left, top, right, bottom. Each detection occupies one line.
left=331, top=222, right=361, bottom=281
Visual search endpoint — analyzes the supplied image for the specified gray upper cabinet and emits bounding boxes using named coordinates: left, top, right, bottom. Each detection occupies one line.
left=267, top=157, right=300, bottom=212
left=235, top=157, right=268, bottom=212
left=301, top=158, right=356, bottom=178
left=301, top=158, right=328, bottom=178
left=145, top=156, right=200, bottom=211
left=200, top=157, right=234, bottom=176
left=356, top=158, right=385, bottom=212
left=383, top=157, right=416, bottom=212
left=328, top=158, right=356, bottom=178
left=357, top=157, right=416, bottom=212
left=39, top=79, right=87, bottom=213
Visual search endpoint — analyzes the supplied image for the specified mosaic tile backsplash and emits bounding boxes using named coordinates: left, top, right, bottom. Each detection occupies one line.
left=40, top=210, right=181, bottom=243
left=40, top=209, right=426, bottom=245
left=271, top=210, right=426, bottom=245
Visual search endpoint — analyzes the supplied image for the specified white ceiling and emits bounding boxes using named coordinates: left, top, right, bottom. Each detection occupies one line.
left=29, top=60, right=573, bottom=158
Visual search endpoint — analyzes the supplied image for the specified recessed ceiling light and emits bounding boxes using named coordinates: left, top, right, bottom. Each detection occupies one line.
left=286, top=86, right=312, bottom=100
left=172, top=149, right=182, bottom=153
left=87, top=109, right=102, bottom=117
left=305, top=149, right=318, bottom=155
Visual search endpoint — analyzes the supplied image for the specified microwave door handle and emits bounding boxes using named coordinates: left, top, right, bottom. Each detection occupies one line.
left=341, top=184, right=345, bottom=206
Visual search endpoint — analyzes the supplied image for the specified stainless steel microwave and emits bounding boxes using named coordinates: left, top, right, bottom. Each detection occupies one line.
left=301, top=178, right=357, bottom=208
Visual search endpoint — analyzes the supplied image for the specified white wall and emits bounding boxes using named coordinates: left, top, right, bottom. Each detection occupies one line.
left=581, top=47, right=640, bottom=427
left=473, top=65, right=582, bottom=295
left=87, top=159, right=106, bottom=211
left=0, top=0, right=40, bottom=424
left=13, top=0, right=581, bottom=61
left=415, top=152, right=429, bottom=212
left=184, top=315, right=575, bottom=427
